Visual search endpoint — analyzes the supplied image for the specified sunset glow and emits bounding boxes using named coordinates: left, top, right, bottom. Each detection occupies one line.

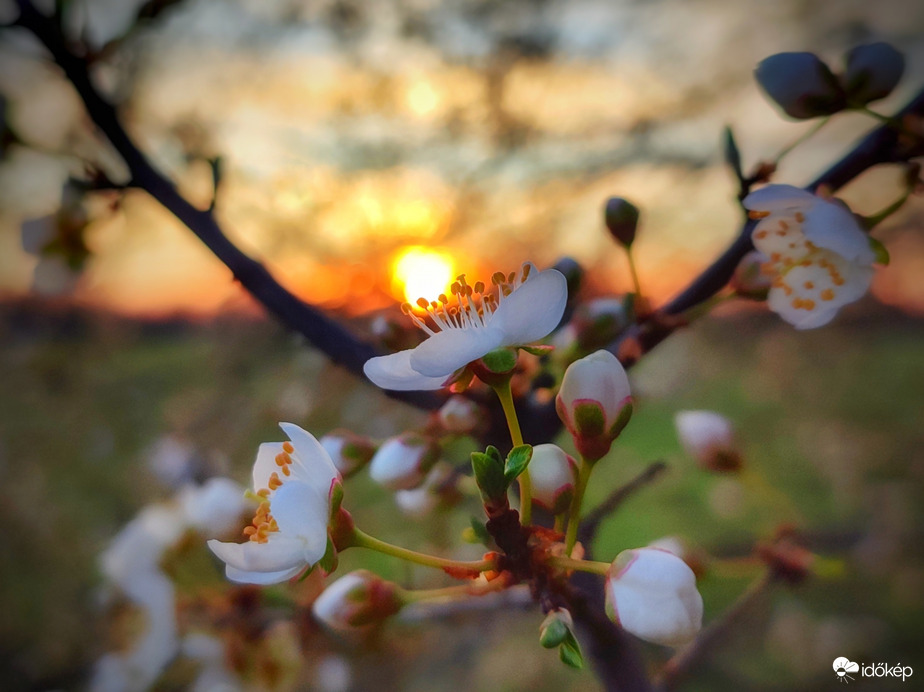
left=392, top=246, right=456, bottom=305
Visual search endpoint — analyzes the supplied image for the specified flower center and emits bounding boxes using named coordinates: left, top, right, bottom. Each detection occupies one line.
left=243, top=441, right=296, bottom=543
left=400, top=263, right=534, bottom=335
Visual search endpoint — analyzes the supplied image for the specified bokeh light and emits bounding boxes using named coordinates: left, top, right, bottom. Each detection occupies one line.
left=391, top=246, right=456, bottom=304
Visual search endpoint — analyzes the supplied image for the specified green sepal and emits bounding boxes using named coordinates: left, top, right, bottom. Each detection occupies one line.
left=504, top=444, right=533, bottom=486
left=329, top=481, right=345, bottom=520
left=520, top=344, right=555, bottom=356
left=318, top=536, right=338, bottom=575
left=558, top=631, right=584, bottom=669
left=481, top=348, right=518, bottom=374
left=868, top=236, right=890, bottom=265
left=606, top=400, right=634, bottom=440
left=449, top=367, right=475, bottom=393
left=723, top=125, right=743, bottom=183
left=471, top=446, right=506, bottom=503
left=467, top=517, right=492, bottom=546
left=539, top=611, right=570, bottom=649
left=573, top=401, right=605, bottom=438
left=298, top=563, right=317, bottom=582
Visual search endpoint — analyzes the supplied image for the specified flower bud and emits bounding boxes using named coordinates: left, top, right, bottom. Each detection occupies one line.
left=368, top=433, right=439, bottom=490
left=571, top=298, right=630, bottom=352
left=320, top=430, right=376, bottom=477
left=674, top=410, right=742, bottom=473
left=394, top=462, right=455, bottom=518
left=730, top=250, right=772, bottom=301
left=755, top=52, right=846, bottom=119
left=604, top=197, right=640, bottom=247
left=605, top=547, right=703, bottom=647
left=556, top=350, right=632, bottom=462
left=842, top=42, right=905, bottom=105
left=529, top=444, right=577, bottom=514
left=539, top=608, right=574, bottom=648
left=437, top=396, right=481, bottom=434
left=312, top=570, right=402, bottom=634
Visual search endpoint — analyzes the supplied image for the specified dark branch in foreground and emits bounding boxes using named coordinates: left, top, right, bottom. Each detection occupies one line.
left=11, top=0, right=439, bottom=411
left=579, top=461, right=668, bottom=544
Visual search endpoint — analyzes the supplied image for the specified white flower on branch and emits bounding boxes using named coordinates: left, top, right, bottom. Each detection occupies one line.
left=605, top=547, right=704, bottom=647
left=208, top=423, right=341, bottom=585
left=363, top=262, right=567, bottom=391
left=744, top=185, right=877, bottom=329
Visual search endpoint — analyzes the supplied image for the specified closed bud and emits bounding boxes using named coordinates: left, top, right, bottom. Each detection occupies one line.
left=320, top=430, right=376, bottom=477
left=368, top=434, right=439, bottom=490
left=730, top=250, right=772, bottom=301
left=842, top=42, right=905, bottom=105
left=437, top=396, right=481, bottom=434
left=312, top=571, right=403, bottom=634
left=556, top=350, right=633, bottom=462
left=605, top=548, right=703, bottom=647
left=394, top=462, right=455, bottom=518
left=604, top=197, right=640, bottom=247
left=755, top=52, right=846, bottom=119
left=674, top=410, right=742, bottom=473
left=539, top=608, right=574, bottom=648
left=529, top=444, right=577, bottom=514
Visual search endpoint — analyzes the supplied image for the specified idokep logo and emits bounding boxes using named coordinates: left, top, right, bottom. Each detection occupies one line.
left=833, top=657, right=914, bottom=684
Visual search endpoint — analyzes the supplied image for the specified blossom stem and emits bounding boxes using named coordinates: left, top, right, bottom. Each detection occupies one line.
left=399, top=577, right=508, bottom=604
left=564, top=458, right=594, bottom=555
left=349, top=528, right=495, bottom=573
left=626, top=247, right=643, bottom=298
left=856, top=105, right=919, bottom=138
left=546, top=555, right=611, bottom=576
left=773, top=116, right=830, bottom=167
left=492, top=380, right=533, bottom=524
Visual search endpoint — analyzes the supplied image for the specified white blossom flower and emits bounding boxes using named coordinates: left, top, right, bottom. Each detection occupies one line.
left=744, top=185, right=877, bottom=329
left=208, top=423, right=341, bottom=585
left=674, top=410, right=742, bottom=472
left=556, top=350, right=632, bottom=461
left=528, top=444, right=577, bottom=514
left=368, top=433, right=438, bottom=490
left=605, top=547, right=703, bottom=647
left=364, top=262, right=567, bottom=390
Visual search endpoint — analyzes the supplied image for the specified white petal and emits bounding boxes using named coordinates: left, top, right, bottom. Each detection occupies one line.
left=803, top=200, right=875, bottom=263
left=279, top=422, right=340, bottom=486
left=751, top=215, right=810, bottom=262
left=252, top=443, right=285, bottom=492
left=363, top=351, right=450, bottom=391
left=207, top=535, right=307, bottom=573
left=225, top=563, right=305, bottom=585
left=269, top=481, right=330, bottom=564
left=492, top=268, right=568, bottom=346
left=529, top=444, right=575, bottom=509
left=743, top=184, right=815, bottom=211
left=768, top=286, right=839, bottom=329
left=409, top=325, right=505, bottom=377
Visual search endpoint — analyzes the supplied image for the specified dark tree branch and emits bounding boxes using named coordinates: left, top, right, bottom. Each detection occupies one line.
left=579, top=461, right=668, bottom=544
left=11, top=0, right=439, bottom=411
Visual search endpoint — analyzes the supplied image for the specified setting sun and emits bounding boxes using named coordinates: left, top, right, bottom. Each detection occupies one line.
left=392, top=246, right=456, bottom=304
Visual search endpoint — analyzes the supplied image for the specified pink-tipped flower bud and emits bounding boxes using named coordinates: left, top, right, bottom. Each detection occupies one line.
left=556, top=350, right=633, bottom=462
left=674, top=410, right=742, bottom=473
left=311, top=570, right=403, bottom=635
left=437, top=396, right=481, bottom=434
left=320, top=430, right=376, bottom=477
left=393, top=462, right=455, bottom=518
left=529, top=444, right=577, bottom=514
left=604, top=197, right=640, bottom=248
left=368, top=434, right=439, bottom=490
left=842, top=42, right=905, bottom=105
left=605, top=547, right=703, bottom=647
left=755, top=52, right=846, bottom=119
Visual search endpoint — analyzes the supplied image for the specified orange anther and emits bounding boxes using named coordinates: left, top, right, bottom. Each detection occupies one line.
left=804, top=299, right=816, bottom=310
left=748, top=210, right=770, bottom=219
left=821, top=289, right=835, bottom=301
left=417, top=297, right=429, bottom=309
left=794, top=212, right=805, bottom=222
left=804, top=281, right=814, bottom=290
left=282, top=441, right=294, bottom=454
left=474, top=281, right=484, bottom=294
left=269, top=473, right=282, bottom=490
left=755, top=230, right=768, bottom=239
left=275, top=453, right=287, bottom=466
left=281, top=465, right=291, bottom=476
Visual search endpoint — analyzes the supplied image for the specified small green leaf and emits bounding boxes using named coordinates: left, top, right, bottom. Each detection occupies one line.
left=329, top=481, right=345, bottom=519
left=558, top=631, right=584, bottom=669
left=481, top=348, right=518, bottom=374
left=504, top=444, right=533, bottom=486
left=723, top=125, right=744, bottom=182
left=471, top=446, right=506, bottom=502
left=467, top=517, right=492, bottom=546
left=318, top=537, right=338, bottom=574
left=521, top=344, right=555, bottom=356
left=539, top=610, right=571, bottom=648
left=868, top=236, right=890, bottom=265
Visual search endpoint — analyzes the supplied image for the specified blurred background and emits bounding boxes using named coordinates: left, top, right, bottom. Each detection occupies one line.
left=0, top=0, right=923, bottom=690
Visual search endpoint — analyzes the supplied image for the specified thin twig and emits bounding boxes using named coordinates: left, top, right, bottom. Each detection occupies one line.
left=655, top=571, right=777, bottom=691
left=579, top=461, right=668, bottom=544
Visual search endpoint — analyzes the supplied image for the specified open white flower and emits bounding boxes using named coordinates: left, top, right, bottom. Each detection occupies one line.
left=208, top=423, right=341, bottom=585
left=364, top=262, right=567, bottom=390
left=744, top=185, right=876, bottom=329
left=605, top=547, right=703, bottom=647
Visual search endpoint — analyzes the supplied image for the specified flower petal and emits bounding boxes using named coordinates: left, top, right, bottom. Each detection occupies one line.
left=409, top=325, right=505, bottom=377
left=279, top=422, right=340, bottom=487
left=225, top=563, right=305, bottom=585
left=207, top=535, right=307, bottom=573
left=363, top=350, right=451, bottom=391
left=803, top=200, right=875, bottom=263
left=252, top=442, right=285, bottom=492
left=743, top=184, right=815, bottom=211
left=492, top=268, right=568, bottom=346
left=269, top=481, right=330, bottom=565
